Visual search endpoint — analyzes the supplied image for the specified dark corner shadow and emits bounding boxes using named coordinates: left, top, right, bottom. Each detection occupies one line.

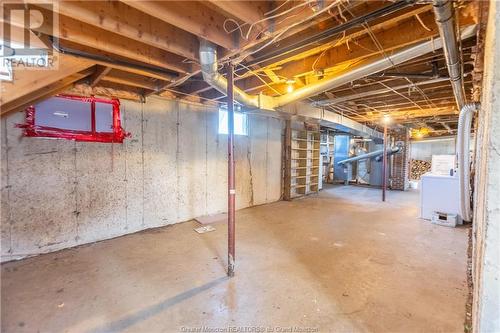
left=86, top=276, right=229, bottom=333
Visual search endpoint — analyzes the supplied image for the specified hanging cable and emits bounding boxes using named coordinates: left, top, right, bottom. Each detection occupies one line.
left=415, top=13, right=432, bottom=32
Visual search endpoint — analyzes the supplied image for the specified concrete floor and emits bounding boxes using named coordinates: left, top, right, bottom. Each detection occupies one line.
left=1, top=186, right=468, bottom=332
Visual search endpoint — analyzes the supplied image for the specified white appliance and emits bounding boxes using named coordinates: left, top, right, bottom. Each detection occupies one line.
left=420, top=172, right=462, bottom=223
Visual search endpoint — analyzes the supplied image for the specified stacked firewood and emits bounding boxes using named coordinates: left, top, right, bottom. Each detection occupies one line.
left=410, top=159, right=431, bottom=180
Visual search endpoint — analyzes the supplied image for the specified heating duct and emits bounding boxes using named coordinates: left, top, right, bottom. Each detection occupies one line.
left=456, top=103, right=479, bottom=222
left=432, top=0, right=467, bottom=109
left=199, top=26, right=476, bottom=111
left=337, top=147, right=400, bottom=165
left=433, top=1, right=475, bottom=221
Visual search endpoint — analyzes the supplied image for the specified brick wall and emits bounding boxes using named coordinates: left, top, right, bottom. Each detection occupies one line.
left=390, top=128, right=410, bottom=191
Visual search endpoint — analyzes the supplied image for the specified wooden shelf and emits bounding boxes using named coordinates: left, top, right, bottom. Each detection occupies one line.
left=291, top=182, right=318, bottom=188
left=293, top=138, right=320, bottom=143
left=291, top=148, right=320, bottom=151
left=285, top=126, right=321, bottom=200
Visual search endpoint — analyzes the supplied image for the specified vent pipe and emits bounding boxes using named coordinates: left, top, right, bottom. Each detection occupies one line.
left=456, top=103, right=480, bottom=222
left=433, top=0, right=467, bottom=109
left=199, top=26, right=476, bottom=111
left=199, top=40, right=266, bottom=109
left=337, top=146, right=400, bottom=165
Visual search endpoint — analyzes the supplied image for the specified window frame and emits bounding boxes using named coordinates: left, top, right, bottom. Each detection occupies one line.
left=18, top=94, right=129, bottom=143
left=218, top=107, right=248, bottom=136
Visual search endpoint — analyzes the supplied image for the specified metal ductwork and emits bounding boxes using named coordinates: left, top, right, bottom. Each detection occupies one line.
left=337, top=147, right=400, bottom=165
left=433, top=0, right=467, bottom=109
left=199, top=25, right=476, bottom=112
left=199, top=40, right=271, bottom=109
left=314, top=77, right=450, bottom=107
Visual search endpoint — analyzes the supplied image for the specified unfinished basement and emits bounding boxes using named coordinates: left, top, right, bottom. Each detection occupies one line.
left=0, top=0, right=499, bottom=332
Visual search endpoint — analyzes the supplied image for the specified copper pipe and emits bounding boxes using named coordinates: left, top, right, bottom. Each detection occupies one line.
left=227, top=62, right=236, bottom=277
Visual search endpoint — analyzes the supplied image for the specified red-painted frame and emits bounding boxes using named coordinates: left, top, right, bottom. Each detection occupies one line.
left=17, top=94, right=130, bottom=143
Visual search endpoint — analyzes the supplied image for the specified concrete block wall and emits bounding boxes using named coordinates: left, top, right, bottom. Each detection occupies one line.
left=0, top=96, right=284, bottom=262
left=390, top=128, right=410, bottom=191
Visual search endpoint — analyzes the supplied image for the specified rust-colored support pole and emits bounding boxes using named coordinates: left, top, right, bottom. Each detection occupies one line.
left=382, top=124, right=388, bottom=202
left=227, top=62, right=236, bottom=277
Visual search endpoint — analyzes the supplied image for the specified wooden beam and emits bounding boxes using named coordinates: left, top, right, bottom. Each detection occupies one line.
left=103, top=70, right=159, bottom=91
left=69, top=82, right=145, bottom=101
left=232, top=1, right=364, bottom=54
left=122, top=0, right=237, bottom=50
left=238, top=7, right=476, bottom=94
left=4, top=6, right=193, bottom=74
left=255, top=4, right=434, bottom=69
left=240, top=10, right=443, bottom=91
left=351, top=107, right=458, bottom=122
left=1, top=69, right=93, bottom=116
left=55, top=1, right=199, bottom=61
left=55, top=40, right=178, bottom=82
left=206, top=0, right=269, bottom=25
left=87, top=65, right=111, bottom=87
left=0, top=53, right=94, bottom=107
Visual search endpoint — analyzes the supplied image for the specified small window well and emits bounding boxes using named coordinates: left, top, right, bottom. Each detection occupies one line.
left=218, top=107, right=248, bottom=136
left=17, top=95, right=129, bottom=143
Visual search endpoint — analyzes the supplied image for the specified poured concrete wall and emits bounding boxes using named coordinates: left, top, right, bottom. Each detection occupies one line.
left=410, top=137, right=456, bottom=162
left=0, top=97, right=283, bottom=262
left=472, top=1, right=500, bottom=332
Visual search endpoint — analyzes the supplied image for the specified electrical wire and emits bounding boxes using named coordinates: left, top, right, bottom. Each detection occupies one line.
left=234, top=0, right=345, bottom=64
left=338, top=3, right=439, bottom=113
left=415, top=13, right=432, bottom=32
left=311, top=31, right=346, bottom=72
left=222, top=0, right=313, bottom=42
left=236, top=63, right=283, bottom=96
left=361, top=21, right=437, bottom=110
left=265, top=0, right=292, bottom=16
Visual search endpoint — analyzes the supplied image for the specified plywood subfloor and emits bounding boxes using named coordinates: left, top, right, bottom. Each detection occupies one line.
left=1, top=186, right=468, bottom=332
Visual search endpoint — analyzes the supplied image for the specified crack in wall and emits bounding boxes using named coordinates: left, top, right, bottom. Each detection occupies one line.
left=247, top=126, right=254, bottom=207
left=3, top=117, right=13, bottom=260
left=175, top=101, right=180, bottom=222
left=123, top=104, right=129, bottom=231
left=141, top=101, right=145, bottom=228
left=73, top=141, right=80, bottom=242
left=205, top=106, right=209, bottom=215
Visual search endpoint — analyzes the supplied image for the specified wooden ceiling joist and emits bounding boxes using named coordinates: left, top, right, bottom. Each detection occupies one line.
left=103, top=70, right=160, bottom=91
left=1, top=66, right=94, bottom=116
left=351, top=106, right=459, bottom=122
left=240, top=10, right=442, bottom=91
left=0, top=53, right=94, bottom=107
left=6, top=6, right=193, bottom=74
left=54, top=1, right=199, bottom=61
left=87, top=65, right=112, bottom=88
left=122, top=0, right=237, bottom=50
left=206, top=0, right=270, bottom=26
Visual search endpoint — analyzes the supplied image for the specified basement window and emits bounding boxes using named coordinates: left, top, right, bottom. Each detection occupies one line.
left=17, top=95, right=129, bottom=143
left=218, top=108, right=248, bottom=136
